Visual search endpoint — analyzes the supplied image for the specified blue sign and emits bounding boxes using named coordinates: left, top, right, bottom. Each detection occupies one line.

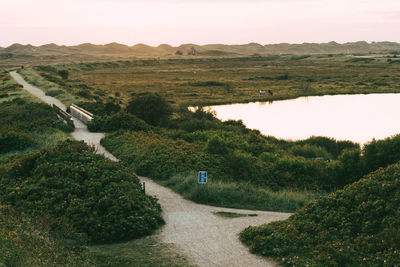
left=198, top=171, right=207, bottom=184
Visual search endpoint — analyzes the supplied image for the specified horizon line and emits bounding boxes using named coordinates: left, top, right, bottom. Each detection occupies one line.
left=1, top=40, right=398, bottom=49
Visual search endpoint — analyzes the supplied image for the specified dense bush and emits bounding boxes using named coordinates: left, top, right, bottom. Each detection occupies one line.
left=102, top=129, right=336, bottom=191
left=0, top=132, right=35, bottom=153
left=127, top=93, right=172, bottom=125
left=88, top=111, right=153, bottom=132
left=58, top=70, right=69, bottom=80
left=240, top=162, right=400, bottom=266
left=363, top=135, right=400, bottom=173
left=290, top=144, right=331, bottom=159
left=0, top=141, right=164, bottom=243
left=296, top=136, right=359, bottom=159
left=206, top=135, right=229, bottom=155
left=0, top=99, right=67, bottom=134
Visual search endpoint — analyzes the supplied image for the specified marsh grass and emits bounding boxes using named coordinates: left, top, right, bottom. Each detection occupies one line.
left=24, top=55, right=400, bottom=109
left=161, top=172, right=320, bottom=212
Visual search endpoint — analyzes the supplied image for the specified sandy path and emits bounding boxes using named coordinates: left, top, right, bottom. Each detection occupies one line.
left=11, top=71, right=291, bottom=267
left=10, top=71, right=118, bottom=161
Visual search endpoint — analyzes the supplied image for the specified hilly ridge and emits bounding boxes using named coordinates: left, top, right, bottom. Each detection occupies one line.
left=1, top=41, right=400, bottom=66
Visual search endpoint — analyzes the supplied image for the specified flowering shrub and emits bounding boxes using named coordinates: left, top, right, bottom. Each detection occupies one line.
left=0, top=140, right=164, bottom=243
left=240, top=162, right=400, bottom=266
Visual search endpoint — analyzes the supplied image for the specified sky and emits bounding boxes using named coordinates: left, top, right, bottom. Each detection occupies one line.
left=1, top=0, right=399, bottom=47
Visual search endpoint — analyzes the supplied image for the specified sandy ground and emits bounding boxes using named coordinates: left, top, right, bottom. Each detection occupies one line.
left=11, top=71, right=292, bottom=267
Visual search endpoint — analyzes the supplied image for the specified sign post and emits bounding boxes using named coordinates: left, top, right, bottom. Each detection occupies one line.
left=198, top=171, right=207, bottom=184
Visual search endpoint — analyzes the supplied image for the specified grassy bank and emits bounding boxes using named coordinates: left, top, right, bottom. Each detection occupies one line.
left=160, top=172, right=319, bottom=212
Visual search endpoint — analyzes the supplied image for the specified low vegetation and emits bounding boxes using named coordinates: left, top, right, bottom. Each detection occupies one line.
left=17, top=68, right=79, bottom=106
left=22, top=55, right=400, bottom=108
left=240, top=162, right=400, bottom=266
left=83, top=91, right=400, bottom=216
left=0, top=140, right=164, bottom=243
left=5, top=54, right=400, bottom=265
left=90, top=236, right=193, bottom=267
left=0, top=72, right=72, bottom=158
left=0, top=71, right=191, bottom=266
left=0, top=205, right=93, bottom=266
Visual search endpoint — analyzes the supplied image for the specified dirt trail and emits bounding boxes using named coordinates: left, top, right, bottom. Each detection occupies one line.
left=11, top=71, right=291, bottom=267
left=10, top=71, right=118, bottom=161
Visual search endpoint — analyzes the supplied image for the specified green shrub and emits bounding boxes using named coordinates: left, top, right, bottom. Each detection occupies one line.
left=46, top=89, right=63, bottom=97
left=0, top=99, right=63, bottom=133
left=296, top=136, right=359, bottom=159
left=127, top=93, right=172, bottom=125
left=58, top=70, right=69, bottom=80
left=240, top=162, right=400, bottom=266
left=0, top=140, right=164, bottom=243
left=77, top=90, right=92, bottom=99
left=88, top=111, right=152, bottom=132
left=290, top=144, right=331, bottom=159
left=335, top=148, right=365, bottom=186
left=206, top=135, right=229, bottom=155
left=363, top=134, right=400, bottom=173
left=0, top=132, right=35, bottom=153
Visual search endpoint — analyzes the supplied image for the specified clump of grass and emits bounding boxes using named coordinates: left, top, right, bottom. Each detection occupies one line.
left=189, top=81, right=225, bottom=87
left=89, top=236, right=193, bottom=267
left=46, top=89, right=64, bottom=97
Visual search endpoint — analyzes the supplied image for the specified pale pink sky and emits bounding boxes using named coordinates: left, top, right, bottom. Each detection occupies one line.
left=1, top=0, right=399, bottom=47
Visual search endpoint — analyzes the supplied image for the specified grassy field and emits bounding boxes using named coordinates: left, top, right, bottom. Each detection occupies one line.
left=23, top=55, right=400, bottom=108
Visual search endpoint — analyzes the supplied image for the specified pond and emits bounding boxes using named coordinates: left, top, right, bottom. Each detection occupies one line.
left=208, top=93, right=400, bottom=144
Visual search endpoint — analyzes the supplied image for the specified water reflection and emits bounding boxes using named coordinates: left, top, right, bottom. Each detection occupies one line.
left=208, top=94, right=400, bottom=144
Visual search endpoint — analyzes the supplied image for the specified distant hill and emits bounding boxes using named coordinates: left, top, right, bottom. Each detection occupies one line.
left=1, top=41, right=400, bottom=66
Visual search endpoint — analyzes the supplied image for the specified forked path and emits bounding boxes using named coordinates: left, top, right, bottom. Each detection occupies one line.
left=11, top=71, right=291, bottom=267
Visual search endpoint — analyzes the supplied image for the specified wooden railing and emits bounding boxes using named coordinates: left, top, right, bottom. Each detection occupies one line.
left=52, top=104, right=74, bottom=128
left=70, top=104, right=93, bottom=124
